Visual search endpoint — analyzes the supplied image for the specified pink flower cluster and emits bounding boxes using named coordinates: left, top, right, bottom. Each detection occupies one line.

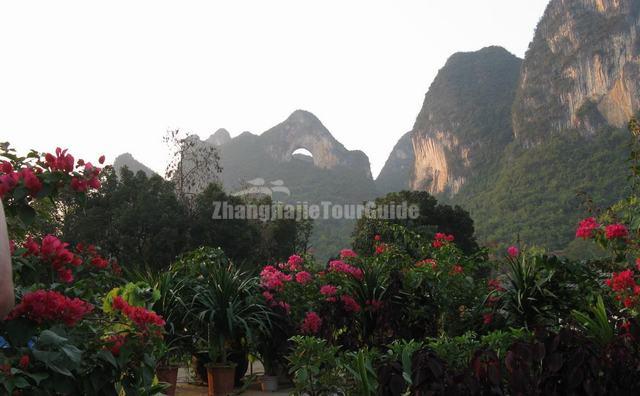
left=301, top=311, right=322, bottom=334
left=320, top=284, right=338, bottom=297
left=281, top=254, right=304, bottom=271
left=295, top=271, right=313, bottom=285
left=328, top=260, right=363, bottom=280
left=260, top=265, right=292, bottom=291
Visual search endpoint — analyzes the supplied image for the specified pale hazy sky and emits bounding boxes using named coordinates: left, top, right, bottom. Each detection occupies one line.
left=0, top=0, right=549, bottom=178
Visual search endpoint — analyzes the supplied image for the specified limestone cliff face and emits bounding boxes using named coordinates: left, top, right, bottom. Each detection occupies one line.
left=408, top=46, right=522, bottom=195
left=513, top=0, right=640, bottom=142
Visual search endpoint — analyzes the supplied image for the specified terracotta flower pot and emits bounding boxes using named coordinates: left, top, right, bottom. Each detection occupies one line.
left=156, top=366, right=179, bottom=396
left=260, top=375, right=279, bottom=392
left=206, top=364, right=236, bottom=396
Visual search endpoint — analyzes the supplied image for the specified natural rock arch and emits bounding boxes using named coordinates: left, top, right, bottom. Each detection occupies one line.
left=261, top=110, right=372, bottom=177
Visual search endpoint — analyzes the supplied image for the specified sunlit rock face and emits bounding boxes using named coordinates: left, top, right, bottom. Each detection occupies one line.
left=409, top=46, right=522, bottom=195
left=512, top=0, right=640, bottom=143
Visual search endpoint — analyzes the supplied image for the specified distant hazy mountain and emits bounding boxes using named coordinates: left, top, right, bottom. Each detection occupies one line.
left=211, top=110, right=378, bottom=258
left=113, top=153, right=157, bottom=177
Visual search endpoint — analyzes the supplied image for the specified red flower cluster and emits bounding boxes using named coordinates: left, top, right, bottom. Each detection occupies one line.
left=0, top=165, right=43, bottom=199
left=111, top=296, right=165, bottom=330
left=44, top=148, right=104, bottom=192
left=20, top=168, right=42, bottom=196
left=576, top=217, right=599, bottom=239
left=605, top=269, right=640, bottom=308
left=432, top=233, right=454, bottom=248
left=1, top=148, right=104, bottom=199
left=76, top=242, right=117, bottom=272
left=507, top=246, right=519, bottom=257
left=0, top=163, right=19, bottom=198
left=105, top=334, right=127, bottom=356
left=44, top=148, right=75, bottom=172
left=328, top=260, right=363, bottom=280
left=23, top=235, right=82, bottom=283
left=450, top=265, right=464, bottom=275
left=19, top=355, right=30, bottom=370
left=374, top=243, right=388, bottom=255
left=605, top=269, right=636, bottom=292
left=301, top=311, right=322, bottom=334
left=340, top=295, right=361, bottom=313
left=7, top=290, right=93, bottom=326
left=416, top=258, right=437, bottom=270
left=605, top=223, right=629, bottom=240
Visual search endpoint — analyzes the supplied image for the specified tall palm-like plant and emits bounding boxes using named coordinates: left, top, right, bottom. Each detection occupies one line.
left=499, top=254, right=558, bottom=329
left=189, top=261, right=272, bottom=364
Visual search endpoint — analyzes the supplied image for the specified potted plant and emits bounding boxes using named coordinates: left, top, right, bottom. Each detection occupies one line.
left=185, top=248, right=272, bottom=395
left=255, top=317, right=295, bottom=392
left=134, top=269, right=192, bottom=396
left=259, top=351, right=280, bottom=392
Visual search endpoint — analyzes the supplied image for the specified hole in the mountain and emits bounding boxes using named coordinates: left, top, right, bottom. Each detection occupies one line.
left=291, top=148, right=314, bottom=162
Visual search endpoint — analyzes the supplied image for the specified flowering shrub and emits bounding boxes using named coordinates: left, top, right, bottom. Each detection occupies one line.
left=0, top=144, right=103, bottom=230
left=0, top=144, right=167, bottom=395
left=7, top=290, right=93, bottom=326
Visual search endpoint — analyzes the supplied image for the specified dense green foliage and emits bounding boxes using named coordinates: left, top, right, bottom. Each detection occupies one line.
left=353, top=191, right=479, bottom=255
left=63, top=167, right=310, bottom=271
left=452, top=127, right=631, bottom=253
